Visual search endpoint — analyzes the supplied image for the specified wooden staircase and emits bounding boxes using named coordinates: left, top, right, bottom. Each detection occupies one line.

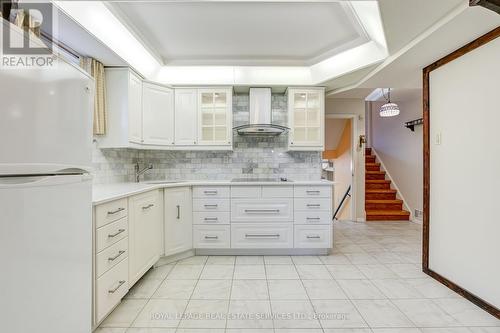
left=365, top=148, right=410, bottom=221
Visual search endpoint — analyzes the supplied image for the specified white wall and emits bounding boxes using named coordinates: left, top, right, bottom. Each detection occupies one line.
left=429, top=36, right=500, bottom=309
left=370, top=94, right=423, bottom=218
left=325, top=98, right=365, bottom=221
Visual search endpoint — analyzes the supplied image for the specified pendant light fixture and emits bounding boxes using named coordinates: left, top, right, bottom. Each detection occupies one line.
left=379, top=88, right=400, bottom=117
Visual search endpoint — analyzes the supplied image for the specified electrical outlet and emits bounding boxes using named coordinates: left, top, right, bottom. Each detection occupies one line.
left=415, top=209, right=423, bottom=219
left=435, top=132, right=442, bottom=145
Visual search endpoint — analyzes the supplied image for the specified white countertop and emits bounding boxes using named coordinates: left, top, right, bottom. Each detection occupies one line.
left=93, top=180, right=335, bottom=205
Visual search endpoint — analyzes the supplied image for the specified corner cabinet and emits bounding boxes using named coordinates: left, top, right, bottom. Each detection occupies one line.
left=198, top=88, right=233, bottom=146
left=288, top=88, right=325, bottom=151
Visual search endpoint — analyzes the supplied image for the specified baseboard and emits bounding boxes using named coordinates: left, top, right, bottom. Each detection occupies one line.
left=155, top=249, right=195, bottom=267
left=195, top=248, right=329, bottom=256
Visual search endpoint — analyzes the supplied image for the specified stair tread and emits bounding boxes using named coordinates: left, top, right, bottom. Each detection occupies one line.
left=365, top=163, right=380, bottom=166
left=366, top=180, right=391, bottom=183
left=366, top=189, right=397, bottom=193
left=366, top=210, right=410, bottom=216
left=366, top=199, right=403, bottom=204
left=366, top=171, right=385, bottom=174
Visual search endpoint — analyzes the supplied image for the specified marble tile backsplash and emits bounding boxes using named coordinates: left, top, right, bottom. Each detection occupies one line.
left=92, top=94, right=322, bottom=184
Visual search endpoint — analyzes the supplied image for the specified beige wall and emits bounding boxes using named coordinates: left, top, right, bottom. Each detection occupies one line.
left=370, top=94, right=423, bottom=218
left=325, top=98, right=365, bottom=221
left=332, top=120, right=352, bottom=220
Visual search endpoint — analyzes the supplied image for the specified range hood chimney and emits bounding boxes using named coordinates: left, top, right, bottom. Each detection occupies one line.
left=234, top=88, right=289, bottom=136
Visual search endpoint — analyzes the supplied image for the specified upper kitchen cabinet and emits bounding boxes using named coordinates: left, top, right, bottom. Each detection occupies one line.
left=174, top=88, right=198, bottom=146
left=142, top=82, right=174, bottom=146
left=100, top=68, right=144, bottom=148
left=198, top=88, right=233, bottom=146
left=287, top=88, right=325, bottom=151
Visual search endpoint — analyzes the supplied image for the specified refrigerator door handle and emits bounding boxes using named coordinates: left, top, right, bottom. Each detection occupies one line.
left=0, top=174, right=89, bottom=188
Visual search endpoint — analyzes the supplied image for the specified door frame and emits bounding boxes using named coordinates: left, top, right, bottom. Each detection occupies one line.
left=324, top=113, right=358, bottom=221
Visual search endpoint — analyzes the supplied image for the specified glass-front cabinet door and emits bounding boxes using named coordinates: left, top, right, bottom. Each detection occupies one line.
left=288, top=88, right=325, bottom=151
left=198, top=88, right=232, bottom=146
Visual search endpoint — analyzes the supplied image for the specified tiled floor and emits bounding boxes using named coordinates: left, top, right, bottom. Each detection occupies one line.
left=96, top=221, right=500, bottom=333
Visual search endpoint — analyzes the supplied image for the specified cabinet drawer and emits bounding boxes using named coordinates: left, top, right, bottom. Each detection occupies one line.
left=294, top=211, right=332, bottom=224
left=231, top=198, right=293, bottom=222
left=294, top=186, right=332, bottom=198
left=193, top=225, right=230, bottom=249
left=231, top=223, right=293, bottom=249
left=193, top=198, right=230, bottom=212
left=96, top=237, right=128, bottom=278
left=193, top=212, right=230, bottom=225
left=294, top=225, right=332, bottom=248
left=96, top=217, right=128, bottom=252
left=95, top=198, right=128, bottom=228
left=231, top=186, right=261, bottom=198
left=95, top=258, right=129, bottom=324
left=193, top=186, right=229, bottom=198
left=262, top=186, right=293, bottom=198
left=294, top=198, right=332, bottom=211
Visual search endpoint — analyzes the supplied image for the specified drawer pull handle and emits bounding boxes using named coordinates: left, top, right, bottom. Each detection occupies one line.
left=176, top=205, right=180, bottom=219
left=306, top=217, right=321, bottom=220
left=204, top=217, right=218, bottom=221
left=307, top=235, right=321, bottom=239
left=108, top=280, right=126, bottom=294
left=204, top=235, right=219, bottom=240
left=108, top=229, right=125, bottom=238
left=245, top=233, right=280, bottom=239
left=108, top=250, right=126, bottom=261
left=204, top=190, right=218, bottom=195
left=306, top=204, right=321, bottom=208
left=142, top=204, right=154, bottom=210
left=107, top=207, right=125, bottom=215
left=244, top=209, right=280, bottom=213
left=306, top=190, right=320, bottom=194
left=204, top=204, right=218, bottom=208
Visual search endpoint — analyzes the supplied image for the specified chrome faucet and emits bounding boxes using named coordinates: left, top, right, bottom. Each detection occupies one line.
left=135, top=163, right=153, bottom=182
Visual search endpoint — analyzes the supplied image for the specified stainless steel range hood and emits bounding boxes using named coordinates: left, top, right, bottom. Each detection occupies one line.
left=234, top=88, right=289, bottom=136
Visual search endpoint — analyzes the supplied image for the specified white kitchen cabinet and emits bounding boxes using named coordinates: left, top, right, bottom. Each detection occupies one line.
left=198, top=88, right=233, bottom=146
left=164, top=187, right=193, bottom=256
left=288, top=88, right=325, bottom=151
left=128, top=190, right=162, bottom=285
left=100, top=68, right=144, bottom=148
left=142, top=82, right=174, bottom=146
left=174, top=88, right=198, bottom=146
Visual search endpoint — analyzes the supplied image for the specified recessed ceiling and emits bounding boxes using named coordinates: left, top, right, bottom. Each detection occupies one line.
left=109, top=1, right=368, bottom=66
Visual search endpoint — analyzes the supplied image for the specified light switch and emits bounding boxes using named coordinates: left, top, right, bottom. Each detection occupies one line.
left=435, top=132, right=442, bottom=145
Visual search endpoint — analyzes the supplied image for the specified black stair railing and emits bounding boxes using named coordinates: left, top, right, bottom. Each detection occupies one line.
left=333, top=185, right=351, bottom=221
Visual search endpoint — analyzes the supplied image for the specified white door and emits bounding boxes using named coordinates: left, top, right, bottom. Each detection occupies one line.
left=142, top=82, right=174, bottom=146
left=198, top=88, right=232, bottom=146
left=175, top=89, right=198, bottom=145
left=164, top=187, right=193, bottom=256
left=128, top=72, right=143, bottom=144
left=129, top=190, right=162, bottom=285
left=0, top=58, right=93, bottom=175
left=0, top=175, right=92, bottom=333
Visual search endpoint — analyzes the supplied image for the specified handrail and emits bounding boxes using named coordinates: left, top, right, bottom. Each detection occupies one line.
left=333, top=185, right=351, bottom=221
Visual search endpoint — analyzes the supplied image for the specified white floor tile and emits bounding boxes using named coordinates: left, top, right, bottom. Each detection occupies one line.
left=234, top=265, right=266, bottom=279
left=326, top=265, right=367, bottom=279
left=235, top=256, right=264, bottom=265
left=311, top=299, right=368, bottom=328
left=336, top=279, right=386, bottom=299
left=166, top=265, right=204, bottom=280
left=125, top=277, right=163, bottom=299
left=264, top=256, right=293, bottom=265
left=178, top=300, right=228, bottom=328
left=191, top=279, right=232, bottom=300
left=206, top=256, right=236, bottom=265
left=152, top=279, right=197, bottom=299
left=271, top=300, right=321, bottom=329
left=227, top=300, right=273, bottom=328
left=231, top=280, right=269, bottom=300
left=302, top=279, right=348, bottom=300
left=352, top=299, right=415, bottom=328
left=356, top=264, right=399, bottom=279
left=100, top=299, right=147, bottom=328
left=199, top=264, right=234, bottom=280
left=405, top=279, right=459, bottom=299
left=371, top=279, right=424, bottom=299
left=268, top=279, right=309, bottom=300
left=265, top=264, right=299, bottom=279
left=433, top=298, right=500, bottom=327
left=131, top=299, right=187, bottom=328
left=295, top=264, right=333, bottom=279
left=292, top=256, right=323, bottom=265
left=392, top=299, right=461, bottom=327
left=177, top=256, right=208, bottom=265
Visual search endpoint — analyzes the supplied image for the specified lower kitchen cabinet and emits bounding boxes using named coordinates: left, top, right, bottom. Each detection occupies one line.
left=128, top=189, right=163, bottom=285
left=193, top=225, right=230, bottom=248
left=164, top=187, right=193, bottom=256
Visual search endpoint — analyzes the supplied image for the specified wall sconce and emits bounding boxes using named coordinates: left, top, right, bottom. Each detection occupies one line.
left=358, top=135, right=366, bottom=149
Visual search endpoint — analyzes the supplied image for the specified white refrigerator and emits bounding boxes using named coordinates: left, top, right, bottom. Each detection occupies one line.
left=0, top=55, right=94, bottom=332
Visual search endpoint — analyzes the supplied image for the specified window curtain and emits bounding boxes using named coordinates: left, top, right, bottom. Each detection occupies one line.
left=80, top=57, right=107, bottom=135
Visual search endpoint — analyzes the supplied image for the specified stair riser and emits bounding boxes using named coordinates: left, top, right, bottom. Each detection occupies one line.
left=365, top=202, right=403, bottom=210
left=366, top=183, right=391, bottom=190
left=367, top=215, right=410, bottom=221
left=366, top=193, right=397, bottom=200
left=365, top=148, right=372, bottom=155
left=365, top=156, right=376, bottom=163
left=366, top=165, right=381, bottom=171
left=366, top=174, right=386, bottom=180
